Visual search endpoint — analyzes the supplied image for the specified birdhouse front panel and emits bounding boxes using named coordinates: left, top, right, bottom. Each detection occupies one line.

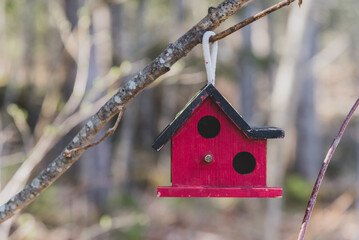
left=171, top=97, right=267, bottom=188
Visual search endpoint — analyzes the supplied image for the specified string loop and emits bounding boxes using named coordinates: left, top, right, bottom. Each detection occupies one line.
left=202, top=31, right=218, bottom=85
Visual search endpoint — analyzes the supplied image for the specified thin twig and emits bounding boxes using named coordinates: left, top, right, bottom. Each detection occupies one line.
left=63, top=107, right=125, bottom=157
left=210, top=0, right=297, bottom=42
left=297, top=98, right=359, bottom=240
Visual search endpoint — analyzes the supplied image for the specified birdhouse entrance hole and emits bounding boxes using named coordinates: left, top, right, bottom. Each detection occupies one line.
left=232, top=152, right=256, bottom=174
left=197, top=115, right=221, bottom=138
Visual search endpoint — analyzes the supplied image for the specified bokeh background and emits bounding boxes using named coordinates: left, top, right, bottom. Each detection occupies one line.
left=0, top=0, right=358, bottom=239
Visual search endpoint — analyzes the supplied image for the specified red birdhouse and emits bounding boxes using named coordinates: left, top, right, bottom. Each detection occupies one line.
left=153, top=84, right=284, bottom=198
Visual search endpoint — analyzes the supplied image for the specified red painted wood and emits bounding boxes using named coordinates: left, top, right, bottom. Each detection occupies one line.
left=171, top=97, right=267, bottom=188
left=157, top=186, right=282, bottom=198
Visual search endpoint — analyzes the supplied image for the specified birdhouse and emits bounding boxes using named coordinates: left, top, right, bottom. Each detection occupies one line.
left=152, top=84, right=284, bottom=198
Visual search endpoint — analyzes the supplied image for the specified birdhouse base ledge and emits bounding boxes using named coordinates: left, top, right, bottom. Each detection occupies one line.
left=157, top=186, right=282, bottom=198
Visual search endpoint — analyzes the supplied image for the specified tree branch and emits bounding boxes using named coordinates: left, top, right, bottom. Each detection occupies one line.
left=297, top=98, right=359, bottom=240
left=63, top=107, right=125, bottom=157
left=211, top=0, right=297, bottom=42
left=0, top=0, right=251, bottom=223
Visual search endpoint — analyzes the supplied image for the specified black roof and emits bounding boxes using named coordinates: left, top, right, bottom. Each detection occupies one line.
left=152, top=84, right=284, bottom=151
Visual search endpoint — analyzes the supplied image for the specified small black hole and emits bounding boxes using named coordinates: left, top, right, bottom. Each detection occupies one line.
left=197, top=115, right=221, bottom=139
left=232, top=152, right=256, bottom=175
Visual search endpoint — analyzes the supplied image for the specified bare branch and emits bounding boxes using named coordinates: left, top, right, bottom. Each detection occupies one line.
left=63, top=107, right=125, bottom=157
left=297, top=98, right=359, bottom=240
left=211, top=0, right=297, bottom=42
left=0, top=0, right=252, bottom=223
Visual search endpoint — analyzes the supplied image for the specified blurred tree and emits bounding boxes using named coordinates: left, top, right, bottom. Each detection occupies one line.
left=237, top=5, right=258, bottom=124
left=294, top=17, right=321, bottom=181
left=109, top=0, right=125, bottom=66
left=80, top=0, right=113, bottom=213
left=137, top=0, right=156, bottom=149
left=266, top=0, right=317, bottom=239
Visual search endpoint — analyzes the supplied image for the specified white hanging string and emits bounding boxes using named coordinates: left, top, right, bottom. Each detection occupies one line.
left=202, top=31, right=218, bottom=86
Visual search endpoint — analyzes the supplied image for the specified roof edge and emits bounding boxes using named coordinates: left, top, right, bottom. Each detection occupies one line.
left=152, top=84, right=285, bottom=151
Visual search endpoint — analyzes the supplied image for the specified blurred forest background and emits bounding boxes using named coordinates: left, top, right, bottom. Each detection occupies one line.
left=0, top=0, right=358, bottom=239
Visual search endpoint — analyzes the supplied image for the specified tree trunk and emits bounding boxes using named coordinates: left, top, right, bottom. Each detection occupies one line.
left=0, top=0, right=5, bottom=81
left=238, top=23, right=257, bottom=123
left=117, top=100, right=138, bottom=191
left=109, top=1, right=125, bottom=65
left=135, top=0, right=155, bottom=148
left=265, top=0, right=317, bottom=239
left=80, top=1, right=113, bottom=213
left=65, top=0, right=79, bottom=31
left=294, top=19, right=321, bottom=180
